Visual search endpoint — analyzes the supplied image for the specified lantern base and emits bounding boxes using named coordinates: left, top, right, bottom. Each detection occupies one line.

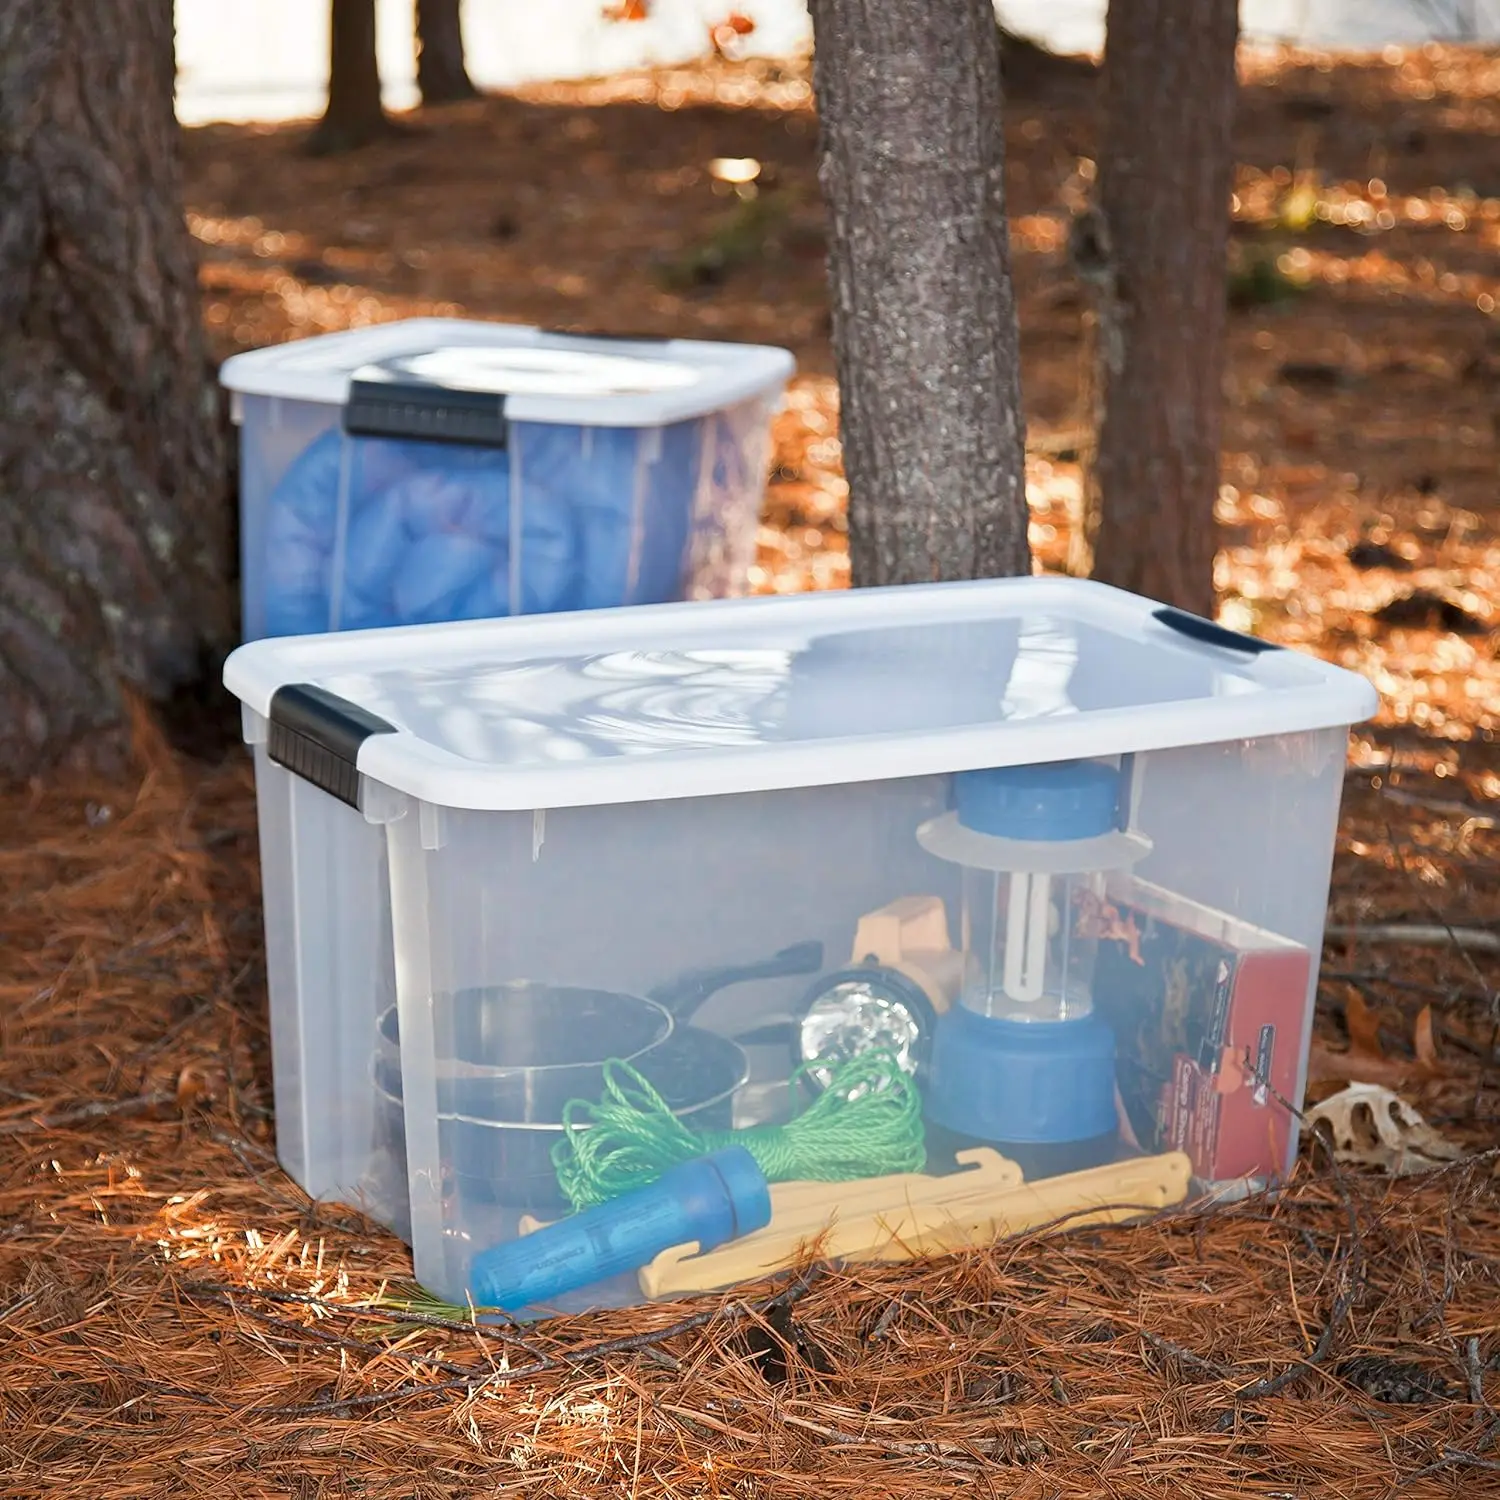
left=922, top=1005, right=1119, bottom=1166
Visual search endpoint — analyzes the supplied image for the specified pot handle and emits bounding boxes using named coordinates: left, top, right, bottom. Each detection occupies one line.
left=647, top=940, right=824, bottom=1020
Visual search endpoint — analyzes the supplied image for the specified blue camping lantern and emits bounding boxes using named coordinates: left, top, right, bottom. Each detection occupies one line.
left=917, top=758, right=1151, bottom=1176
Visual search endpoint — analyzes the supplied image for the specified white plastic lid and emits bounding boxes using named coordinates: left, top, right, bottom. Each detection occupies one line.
left=223, top=578, right=1380, bottom=814
left=218, top=317, right=794, bottom=427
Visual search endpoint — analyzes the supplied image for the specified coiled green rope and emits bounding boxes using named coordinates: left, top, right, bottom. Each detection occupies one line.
left=551, top=1049, right=926, bottom=1212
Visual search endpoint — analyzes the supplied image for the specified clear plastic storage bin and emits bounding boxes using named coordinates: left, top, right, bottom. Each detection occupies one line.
left=225, top=578, right=1377, bottom=1312
left=220, top=319, right=794, bottom=640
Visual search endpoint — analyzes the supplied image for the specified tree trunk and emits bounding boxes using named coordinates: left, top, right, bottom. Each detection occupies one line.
left=416, top=0, right=479, bottom=105
left=1085, top=0, right=1240, bottom=616
left=809, top=0, right=1030, bottom=587
left=0, top=0, right=229, bottom=780
left=308, top=0, right=393, bottom=155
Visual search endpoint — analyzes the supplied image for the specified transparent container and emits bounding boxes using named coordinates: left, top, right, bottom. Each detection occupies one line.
left=221, top=320, right=793, bottom=640
left=226, top=578, right=1378, bottom=1314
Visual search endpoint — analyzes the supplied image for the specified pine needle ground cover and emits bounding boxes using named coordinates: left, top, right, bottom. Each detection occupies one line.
left=2, top=43, right=1498, bottom=1500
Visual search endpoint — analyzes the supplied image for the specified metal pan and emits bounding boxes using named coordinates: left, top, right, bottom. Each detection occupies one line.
left=372, top=942, right=822, bottom=1215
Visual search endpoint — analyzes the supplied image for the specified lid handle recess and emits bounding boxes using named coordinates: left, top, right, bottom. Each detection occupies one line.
left=1151, top=606, right=1281, bottom=656
left=344, top=377, right=510, bottom=446
left=541, top=326, right=669, bottom=344
left=268, top=683, right=397, bottom=809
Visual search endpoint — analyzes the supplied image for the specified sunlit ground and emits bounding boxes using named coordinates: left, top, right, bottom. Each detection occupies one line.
left=186, top=46, right=1498, bottom=747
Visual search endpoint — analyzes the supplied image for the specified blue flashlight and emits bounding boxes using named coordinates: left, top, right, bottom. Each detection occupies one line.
left=468, top=1147, right=771, bottom=1312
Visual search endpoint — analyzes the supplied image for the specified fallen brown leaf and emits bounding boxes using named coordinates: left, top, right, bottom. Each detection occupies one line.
left=1344, top=986, right=1384, bottom=1058
left=176, top=1066, right=208, bottom=1110
left=1309, top=993, right=1449, bottom=1089
left=1306, top=1040, right=1420, bottom=1090
left=1413, top=1004, right=1441, bottom=1074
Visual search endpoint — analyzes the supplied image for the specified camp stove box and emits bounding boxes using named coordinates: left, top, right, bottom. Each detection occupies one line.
left=1092, top=876, right=1314, bottom=1188
left=224, top=578, right=1377, bottom=1313
left=220, top=319, right=793, bottom=642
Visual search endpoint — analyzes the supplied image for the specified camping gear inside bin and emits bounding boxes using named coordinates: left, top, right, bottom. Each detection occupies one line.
left=918, top=758, right=1152, bottom=1178
left=373, top=942, right=821, bottom=1215
left=224, top=579, right=1379, bottom=1310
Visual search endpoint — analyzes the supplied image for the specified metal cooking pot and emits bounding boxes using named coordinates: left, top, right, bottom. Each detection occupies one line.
left=372, top=942, right=822, bottom=1215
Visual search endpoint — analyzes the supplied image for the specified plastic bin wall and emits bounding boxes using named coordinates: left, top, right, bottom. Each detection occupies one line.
left=384, top=726, right=1349, bottom=1310
left=244, top=707, right=407, bottom=1235
left=238, top=391, right=779, bottom=640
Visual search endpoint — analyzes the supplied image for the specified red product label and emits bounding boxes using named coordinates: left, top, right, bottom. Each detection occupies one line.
left=1096, top=881, right=1312, bottom=1184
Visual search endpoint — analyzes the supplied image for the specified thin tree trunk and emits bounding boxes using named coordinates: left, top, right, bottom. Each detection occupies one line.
left=809, top=0, right=1030, bottom=586
left=308, top=0, right=393, bottom=155
left=1085, top=0, right=1240, bottom=616
left=0, top=0, right=229, bottom=780
left=416, top=0, right=479, bottom=105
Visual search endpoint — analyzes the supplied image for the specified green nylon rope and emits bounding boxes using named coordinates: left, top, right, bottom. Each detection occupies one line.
left=551, top=1049, right=926, bottom=1212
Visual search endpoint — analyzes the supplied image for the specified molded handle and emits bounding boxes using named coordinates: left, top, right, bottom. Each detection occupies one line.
left=1152, top=606, right=1280, bottom=655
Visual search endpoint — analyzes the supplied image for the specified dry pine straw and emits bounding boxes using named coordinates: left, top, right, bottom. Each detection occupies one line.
left=0, top=707, right=1493, bottom=1499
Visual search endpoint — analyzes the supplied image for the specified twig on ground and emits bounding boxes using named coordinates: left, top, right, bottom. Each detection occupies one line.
left=256, top=1300, right=753, bottom=1416
left=1466, top=1336, right=1489, bottom=1409
left=1378, top=786, right=1497, bottom=828
left=0, top=1092, right=177, bottom=1134
left=1324, top=924, right=1500, bottom=954
left=775, top=1411, right=988, bottom=1471
left=196, top=1291, right=483, bottom=1378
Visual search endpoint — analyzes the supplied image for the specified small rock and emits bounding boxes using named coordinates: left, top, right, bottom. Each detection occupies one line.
left=1372, top=590, right=1488, bottom=636
left=1283, top=94, right=1337, bottom=121
left=1347, top=540, right=1413, bottom=572
left=966, top=1365, right=1026, bottom=1406
left=1278, top=360, right=1352, bottom=391
left=1337, top=1355, right=1453, bottom=1405
left=1077, top=1321, right=1122, bottom=1343
left=289, top=259, right=341, bottom=286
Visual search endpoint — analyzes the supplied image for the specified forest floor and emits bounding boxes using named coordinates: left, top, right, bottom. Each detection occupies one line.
left=1, top=43, right=1497, bottom=1499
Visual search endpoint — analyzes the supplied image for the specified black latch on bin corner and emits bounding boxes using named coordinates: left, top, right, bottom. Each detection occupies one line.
left=1152, top=605, right=1281, bottom=655
left=344, top=376, right=510, bottom=447
left=268, top=684, right=397, bottom=808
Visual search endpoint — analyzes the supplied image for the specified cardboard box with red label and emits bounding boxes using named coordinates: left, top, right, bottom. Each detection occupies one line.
left=1091, top=876, right=1312, bottom=1186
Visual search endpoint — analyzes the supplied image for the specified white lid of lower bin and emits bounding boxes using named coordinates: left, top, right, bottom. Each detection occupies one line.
left=217, top=317, right=795, bottom=428
left=223, top=577, right=1380, bottom=814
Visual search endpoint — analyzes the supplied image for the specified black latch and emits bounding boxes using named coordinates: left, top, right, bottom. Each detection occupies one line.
left=344, top=378, right=510, bottom=447
left=268, top=683, right=397, bottom=809
left=1151, top=606, right=1281, bottom=655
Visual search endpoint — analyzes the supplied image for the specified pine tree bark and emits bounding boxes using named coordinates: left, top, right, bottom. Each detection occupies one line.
left=0, top=0, right=228, bottom=780
left=809, top=0, right=1030, bottom=586
left=416, top=0, right=479, bottom=105
left=308, top=0, right=393, bottom=155
left=1086, top=0, right=1240, bottom=616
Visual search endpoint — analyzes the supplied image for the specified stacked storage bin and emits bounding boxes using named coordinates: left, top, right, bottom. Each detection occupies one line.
left=220, top=319, right=795, bottom=639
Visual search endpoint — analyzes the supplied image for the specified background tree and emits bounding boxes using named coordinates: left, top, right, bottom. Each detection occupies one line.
left=808, top=0, right=1031, bottom=586
left=1074, top=0, right=1241, bottom=616
left=0, top=0, right=228, bottom=779
left=309, top=0, right=393, bottom=155
left=416, top=0, right=479, bottom=105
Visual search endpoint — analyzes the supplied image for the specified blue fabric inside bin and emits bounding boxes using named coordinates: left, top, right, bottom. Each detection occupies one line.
left=259, top=418, right=713, bottom=636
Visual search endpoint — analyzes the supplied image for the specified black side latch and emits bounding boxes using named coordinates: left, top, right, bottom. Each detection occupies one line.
left=268, top=684, right=397, bottom=808
left=344, top=377, right=509, bottom=446
left=1152, top=605, right=1281, bottom=655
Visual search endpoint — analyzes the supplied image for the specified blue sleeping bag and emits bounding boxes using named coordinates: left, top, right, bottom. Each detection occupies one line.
left=259, top=418, right=712, bottom=637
